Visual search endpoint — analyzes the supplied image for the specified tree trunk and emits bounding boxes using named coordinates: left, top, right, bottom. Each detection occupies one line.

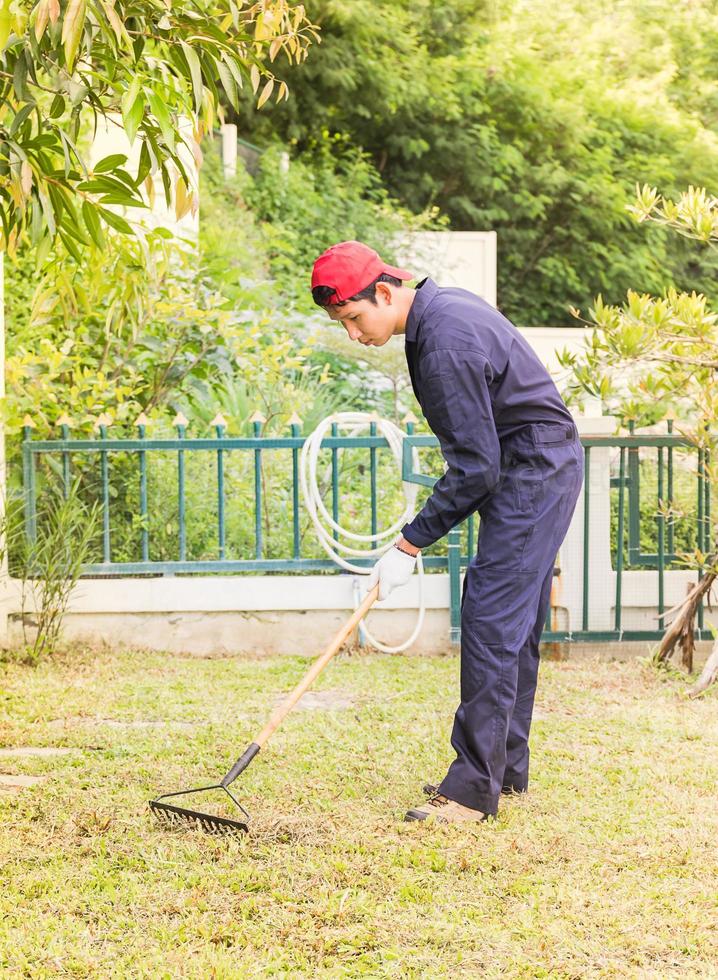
left=654, top=572, right=715, bottom=667
left=689, top=634, right=718, bottom=698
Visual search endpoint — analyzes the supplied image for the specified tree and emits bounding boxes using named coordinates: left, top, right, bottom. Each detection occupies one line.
left=231, top=0, right=718, bottom=325
left=0, top=0, right=318, bottom=258
left=559, top=185, right=718, bottom=696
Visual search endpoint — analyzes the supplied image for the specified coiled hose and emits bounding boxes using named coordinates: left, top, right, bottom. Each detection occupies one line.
left=299, top=411, right=426, bottom=653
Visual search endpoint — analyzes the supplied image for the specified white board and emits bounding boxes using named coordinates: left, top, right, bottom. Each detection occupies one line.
left=395, top=231, right=497, bottom=308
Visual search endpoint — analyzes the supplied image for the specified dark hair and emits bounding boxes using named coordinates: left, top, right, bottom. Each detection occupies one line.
left=312, top=272, right=404, bottom=309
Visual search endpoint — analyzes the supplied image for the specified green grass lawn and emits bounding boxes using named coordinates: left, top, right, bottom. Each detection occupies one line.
left=1, top=644, right=717, bottom=978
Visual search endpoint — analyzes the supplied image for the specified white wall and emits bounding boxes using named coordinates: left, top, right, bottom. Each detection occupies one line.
left=89, top=112, right=199, bottom=241
left=519, top=326, right=592, bottom=378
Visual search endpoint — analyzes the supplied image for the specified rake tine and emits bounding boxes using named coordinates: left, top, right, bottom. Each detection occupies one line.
left=149, top=797, right=249, bottom=834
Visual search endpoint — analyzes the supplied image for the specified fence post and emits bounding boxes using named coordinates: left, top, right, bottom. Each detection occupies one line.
left=21, top=415, right=37, bottom=548
left=448, top=527, right=462, bottom=645
left=58, top=411, right=72, bottom=500
left=289, top=412, right=302, bottom=559
left=93, top=412, right=111, bottom=563
left=212, top=412, right=227, bottom=560
left=174, top=411, right=189, bottom=562
left=220, top=123, right=237, bottom=178
left=561, top=410, right=616, bottom=634
left=249, top=410, right=266, bottom=560
left=135, top=411, right=149, bottom=562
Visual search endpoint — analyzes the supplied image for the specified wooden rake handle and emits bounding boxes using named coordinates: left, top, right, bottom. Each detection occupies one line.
left=253, top=583, right=379, bottom=748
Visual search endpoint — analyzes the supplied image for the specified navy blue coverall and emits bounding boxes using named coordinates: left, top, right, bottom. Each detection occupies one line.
left=401, top=278, right=584, bottom=816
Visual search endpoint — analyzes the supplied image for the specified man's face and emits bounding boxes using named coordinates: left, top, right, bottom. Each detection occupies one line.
left=326, top=284, right=397, bottom=347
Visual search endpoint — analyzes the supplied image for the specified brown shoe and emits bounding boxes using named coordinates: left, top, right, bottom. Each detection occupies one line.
left=405, top=793, right=491, bottom=823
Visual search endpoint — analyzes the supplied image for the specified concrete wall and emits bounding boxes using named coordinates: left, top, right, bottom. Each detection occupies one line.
left=4, top=573, right=454, bottom=657
left=5, top=557, right=714, bottom=658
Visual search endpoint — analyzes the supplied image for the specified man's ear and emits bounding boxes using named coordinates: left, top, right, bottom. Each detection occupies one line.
left=375, top=281, right=393, bottom=304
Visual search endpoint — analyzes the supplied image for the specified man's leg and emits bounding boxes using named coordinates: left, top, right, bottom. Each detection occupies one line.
left=436, top=431, right=583, bottom=817
left=502, top=564, right=554, bottom=794
left=437, top=554, right=549, bottom=816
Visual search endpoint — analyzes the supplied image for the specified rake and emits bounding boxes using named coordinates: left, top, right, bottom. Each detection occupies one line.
left=149, top=583, right=379, bottom=835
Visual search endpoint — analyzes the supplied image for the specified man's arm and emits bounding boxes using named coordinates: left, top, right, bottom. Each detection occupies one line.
left=401, top=348, right=501, bottom=550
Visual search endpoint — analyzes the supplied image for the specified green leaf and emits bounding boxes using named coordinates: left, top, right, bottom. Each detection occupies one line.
left=107, top=168, right=139, bottom=192
left=167, top=149, right=189, bottom=186
left=97, top=194, right=145, bottom=207
left=81, top=200, right=105, bottom=248
left=75, top=176, right=144, bottom=207
left=122, top=90, right=145, bottom=145
left=59, top=228, right=83, bottom=262
left=136, top=140, right=152, bottom=184
left=9, top=103, right=35, bottom=137
left=121, top=75, right=141, bottom=120
left=61, top=0, right=86, bottom=71
left=29, top=196, right=44, bottom=245
left=34, top=231, right=52, bottom=269
left=180, top=40, right=203, bottom=113
left=93, top=153, right=128, bottom=174
left=58, top=129, right=73, bottom=177
left=13, top=51, right=32, bottom=103
left=37, top=187, right=55, bottom=237
left=59, top=195, right=90, bottom=245
left=148, top=91, right=175, bottom=151
left=216, top=57, right=238, bottom=111
left=96, top=206, right=132, bottom=234
left=76, top=177, right=129, bottom=193
left=47, top=181, right=66, bottom=220
left=67, top=78, right=88, bottom=106
left=221, top=53, right=244, bottom=91
left=159, top=161, right=172, bottom=204
left=49, top=93, right=65, bottom=118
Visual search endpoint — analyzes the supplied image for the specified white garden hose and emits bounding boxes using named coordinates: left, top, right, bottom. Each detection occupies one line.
left=299, top=411, right=426, bottom=653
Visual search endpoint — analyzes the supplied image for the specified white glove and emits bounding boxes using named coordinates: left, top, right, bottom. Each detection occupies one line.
left=366, top=545, right=417, bottom=600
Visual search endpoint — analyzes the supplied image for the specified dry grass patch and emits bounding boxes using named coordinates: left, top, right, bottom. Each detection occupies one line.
left=1, top=645, right=717, bottom=978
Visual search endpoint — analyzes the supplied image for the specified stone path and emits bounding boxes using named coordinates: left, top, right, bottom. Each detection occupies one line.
left=47, top=717, right=197, bottom=730
left=0, top=773, right=45, bottom=790
left=0, top=746, right=77, bottom=792
left=274, top=689, right=356, bottom=711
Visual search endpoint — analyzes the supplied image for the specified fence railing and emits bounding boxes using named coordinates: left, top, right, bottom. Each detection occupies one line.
left=20, top=415, right=712, bottom=646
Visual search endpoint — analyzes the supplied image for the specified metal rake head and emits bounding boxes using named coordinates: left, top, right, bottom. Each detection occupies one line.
left=149, top=783, right=250, bottom=836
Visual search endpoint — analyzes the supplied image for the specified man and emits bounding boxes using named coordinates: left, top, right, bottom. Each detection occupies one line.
left=311, top=240, right=584, bottom=824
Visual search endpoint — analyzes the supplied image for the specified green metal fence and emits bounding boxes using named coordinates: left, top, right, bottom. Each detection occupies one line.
left=21, top=417, right=712, bottom=646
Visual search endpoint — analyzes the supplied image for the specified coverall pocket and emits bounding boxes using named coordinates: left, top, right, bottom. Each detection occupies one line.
left=500, top=457, right=543, bottom=513
left=530, top=421, right=577, bottom=447
left=462, top=566, right=537, bottom=649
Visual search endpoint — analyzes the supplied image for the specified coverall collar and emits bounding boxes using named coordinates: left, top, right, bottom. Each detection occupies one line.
left=405, top=276, right=439, bottom=343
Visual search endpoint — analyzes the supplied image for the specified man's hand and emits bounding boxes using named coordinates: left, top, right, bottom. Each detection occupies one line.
left=366, top=539, right=419, bottom=600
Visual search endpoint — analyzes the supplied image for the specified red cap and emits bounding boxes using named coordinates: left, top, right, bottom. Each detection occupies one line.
left=311, top=240, right=412, bottom=304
